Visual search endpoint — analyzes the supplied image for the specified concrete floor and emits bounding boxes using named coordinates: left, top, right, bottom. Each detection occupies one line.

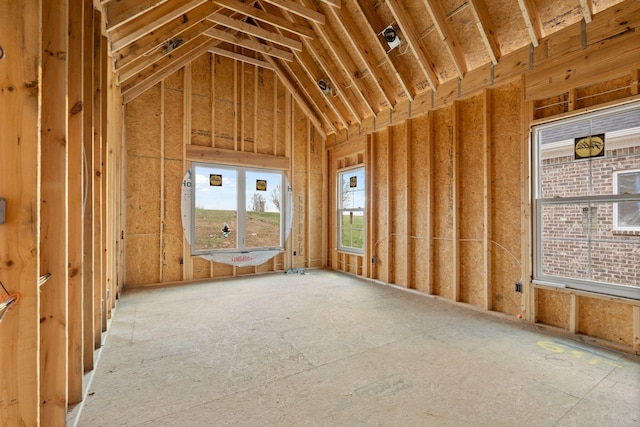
left=75, top=270, right=640, bottom=426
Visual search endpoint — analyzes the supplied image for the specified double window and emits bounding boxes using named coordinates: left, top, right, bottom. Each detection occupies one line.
left=533, top=102, right=640, bottom=300
left=191, top=163, right=285, bottom=255
left=337, top=167, right=365, bottom=253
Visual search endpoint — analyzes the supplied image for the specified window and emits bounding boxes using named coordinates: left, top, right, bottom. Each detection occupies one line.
left=613, top=170, right=640, bottom=231
left=338, top=167, right=365, bottom=253
left=191, top=163, right=284, bottom=255
left=533, top=102, right=640, bottom=300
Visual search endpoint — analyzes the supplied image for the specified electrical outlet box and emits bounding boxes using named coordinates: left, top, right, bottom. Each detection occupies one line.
left=0, top=198, right=6, bottom=224
left=515, top=281, right=522, bottom=293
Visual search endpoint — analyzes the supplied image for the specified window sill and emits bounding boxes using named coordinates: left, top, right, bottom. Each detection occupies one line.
left=612, top=229, right=640, bottom=236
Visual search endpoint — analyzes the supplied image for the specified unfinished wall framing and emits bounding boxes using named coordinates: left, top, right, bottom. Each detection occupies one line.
left=325, top=3, right=640, bottom=353
left=124, top=50, right=326, bottom=287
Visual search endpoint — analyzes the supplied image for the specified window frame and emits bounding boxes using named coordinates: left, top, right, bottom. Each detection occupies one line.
left=612, top=168, right=640, bottom=232
left=337, top=166, right=365, bottom=254
left=190, top=162, right=285, bottom=256
left=532, top=101, right=640, bottom=300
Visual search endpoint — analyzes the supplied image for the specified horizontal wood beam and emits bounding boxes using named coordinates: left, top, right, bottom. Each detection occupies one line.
left=207, top=12, right=303, bottom=51
left=105, top=0, right=167, bottom=31
left=204, top=27, right=293, bottom=61
left=209, top=46, right=273, bottom=69
left=186, top=145, right=290, bottom=169
left=213, top=0, right=315, bottom=39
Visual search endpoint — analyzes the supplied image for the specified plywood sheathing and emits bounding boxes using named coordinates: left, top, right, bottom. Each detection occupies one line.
left=490, top=81, right=522, bottom=316
left=389, top=123, right=408, bottom=287
left=293, top=103, right=309, bottom=268
left=579, top=298, right=634, bottom=347
left=126, top=86, right=162, bottom=286
left=536, top=288, right=572, bottom=329
left=409, top=114, right=432, bottom=293
left=191, top=53, right=213, bottom=147
left=432, top=106, right=454, bottom=299
left=458, top=94, right=485, bottom=307
left=214, top=55, right=235, bottom=151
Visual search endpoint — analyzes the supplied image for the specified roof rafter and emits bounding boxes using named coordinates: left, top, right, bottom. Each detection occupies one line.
left=105, top=0, right=167, bottom=32
left=467, top=0, right=501, bottom=64
left=353, top=0, right=415, bottom=102
left=109, top=0, right=206, bottom=52
left=264, top=0, right=364, bottom=124
left=263, top=54, right=331, bottom=137
left=207, top=12, right=303, bottom=51
left=117, top=20, right=215, bottom=84
left=121, top=36, right=217, bottom=103
left=328, top=4, right=395, bottom=110
left=213, top=0, right=315, bottom=39
left=113, top=1, right=221, bottom=70
left=208, top=46, right=273, bottom=69
left=421, top=0, right=467, bottom=78
left=517, top=0, right=543, bottom=47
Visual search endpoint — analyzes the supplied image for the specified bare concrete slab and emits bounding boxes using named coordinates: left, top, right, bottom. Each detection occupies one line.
left=76, top=271, right=640, bottom=426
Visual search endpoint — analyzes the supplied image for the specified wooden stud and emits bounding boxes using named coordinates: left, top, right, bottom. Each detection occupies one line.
left=92, top=14, right=103, bottom=341
left=40, top=0, right=69, bottom=424
left=82, top=1, right=95, bottom=373
left=211, top=53, right=216, bottom=149
left=234, top=53, right=239, bottom=151
left=483, top=89, right=493, bottom=311
left=427, top=111, right=435, bottom=295
left=386, top=128, right=392, bottom=284
left=633, top=305, right=640, bottom=352
left=254, top=65, right=259, bottom=154
left=632, top=69, right=640, bottom=96
left=521, top=81, right=533, bottom=320
left=452, top=101, right=460, bottom=302
left=101, top=35, right=109, bottom=329
left=569, top=294, right=579, bottom=333
left=159, top=81, right=165, bottom=282
left=406, top=120, right=413, bottom=288
left=240, top=61, right=245, bottom=152
left=285, top=92, right=293, bottom=271
left=67, top=0, right=84, bottom=405
left=183, top=63, right=194, bottom=282
left=0, top=2, right=41, bottom=424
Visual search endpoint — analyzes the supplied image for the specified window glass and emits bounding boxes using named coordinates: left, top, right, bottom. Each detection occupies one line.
left=533, top=102, right=640, bottom=300
left=192, top=164, right=283, bottom=254
left=338, top=167, right=365, bottom=253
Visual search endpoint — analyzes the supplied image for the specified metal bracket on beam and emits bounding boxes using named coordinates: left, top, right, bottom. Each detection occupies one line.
left=529, top=43, right=534, bottom=70
left=581, top=19, right=587, bottom=50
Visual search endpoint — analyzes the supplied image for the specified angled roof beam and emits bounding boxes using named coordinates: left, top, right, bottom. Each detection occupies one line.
left=421, top=0, right=467, bottom=78
left=318, top=0, right=340, bottom=7
left=204, top=27, right=294, bottom=61
left=258, top=0, right=325, bottom=25
left=117, top=20, right=215, bottom=83
left=296, top=0, right=376, bottom=116
left=262, top=0, right=364, bottom=123
left=263, top=55, right=330, bottom=137
left=109, top=0, right=206, bottom=52
left=467, top=0, right=501, bottom=64
left=213, top=0, right=315, bottom=39
left=209, top=46, right=273, bottom=69
left=579, top=0, right=593, bottom=23
left=105, top=0, right=167, bottom=32
left=329, top=4, right=395, bottom=110
left=122, top=36, right=217, bottom=103
left=353, top=0, right=415, bottom=101
left=385, top=0, right=439, bottom=90
left=207, top=13, right=303, bottom=51
left=517, top=0, right=543, bottom=47
left=113, top=1, right=221, bottom=70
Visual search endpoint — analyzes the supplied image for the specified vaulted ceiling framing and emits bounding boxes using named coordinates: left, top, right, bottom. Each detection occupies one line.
left=105, top=0, right=620, bottom=136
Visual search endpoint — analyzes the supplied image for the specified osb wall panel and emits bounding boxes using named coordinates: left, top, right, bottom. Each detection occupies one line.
left=536, top=288, right=571, bottom=329
left=241, top=63, right=256, bottom=153
left=309, top=126, right=323, bottom=268
left=214, top=55, right=235, bottom=150
left=125, top=234, right=160, bottom=285
left=164, top=70, right=184, bottom=160
left=432, top=107, right=454, bottom=299
left=459, top=95, right=486, bottom=307
left=490, top=81, right=522, bottom=315
left=191, top=54, right=213, bottom=147
left=126, top=86, right=161, bottom=158
left=578, top=297, right=634, bottom=347
left=389, top=124, right=408, bottom=287
left=257, top=70, right=275, bottom=155
left=293, top=105, right=309, bottom=268
left=276, top=83, right=287, bottom=157
left=192, top=256, right=211, bottom=280
left=373, top=129, right=389, bottom=283
left=162, top=159, right=184, bottom=283
left=575, top=75, right=634, bottom=110
left=409, top=115, right=431, bottom=293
